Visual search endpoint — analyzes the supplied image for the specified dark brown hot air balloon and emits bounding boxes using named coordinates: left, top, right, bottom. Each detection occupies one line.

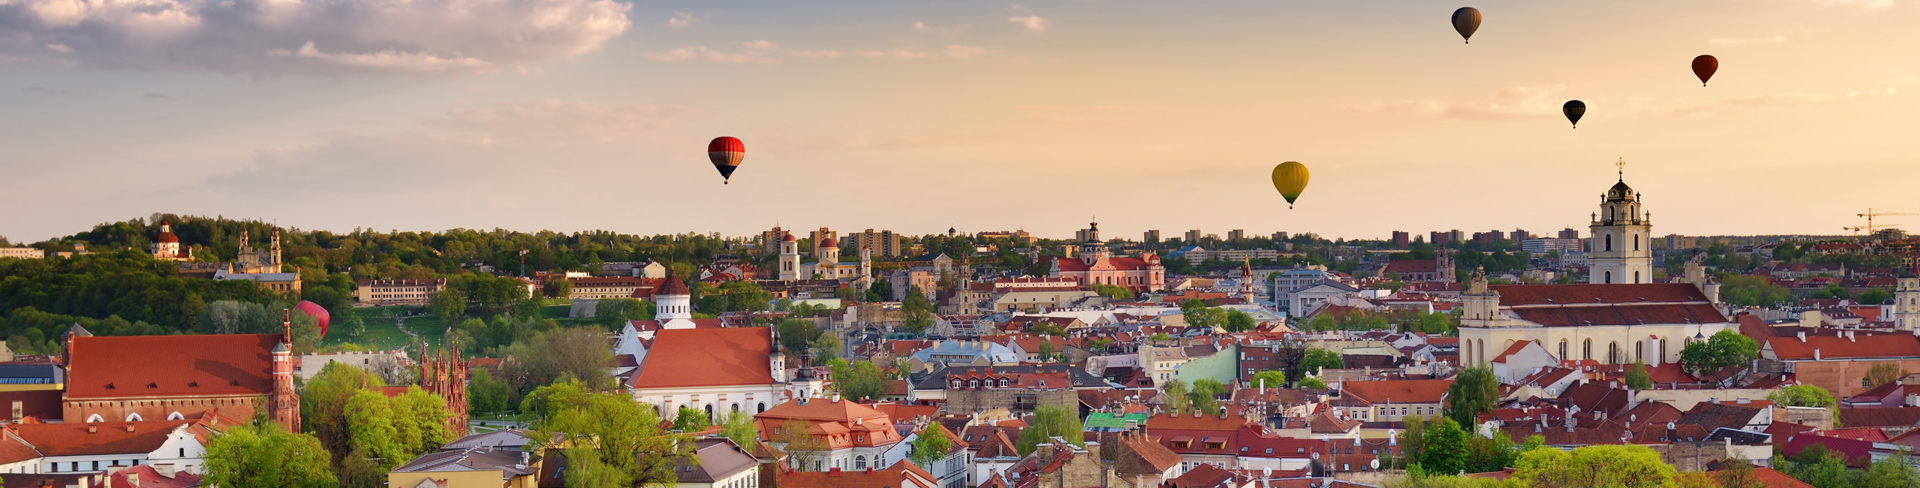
left=708, top=136, right=744, bottom=184
left=1692, top=55, right=1718, bottom=86
left=1563, top=100, right=1585, bottom=128
left=1452, top=7, right=1482, bottom=44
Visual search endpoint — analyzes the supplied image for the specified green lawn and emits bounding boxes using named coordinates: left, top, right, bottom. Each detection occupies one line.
left=321, top=306, right=447, bottom=351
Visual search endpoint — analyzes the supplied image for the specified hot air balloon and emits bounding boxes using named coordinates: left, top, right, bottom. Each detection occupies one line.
left=708, top=136, right=745, bottom=184
left=1271, top=161, right=1309, bottom=209
left=1692, top=55, right=1717, bottom=86
left=1563, top=100, right=1585, bottom=128
left=294, top=300, right=330, bottom=338
left=1452, top=7, right=1482, bottom=44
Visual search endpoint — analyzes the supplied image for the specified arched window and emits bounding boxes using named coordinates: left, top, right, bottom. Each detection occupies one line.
left=1583, top=339, right=1592, bottom=361
left=1478, top=339, right=1486, bottom=365
left=969, top=379, right=979, bottom=388
left=1463, top=341, right=1472, bottom=366
left=86, top=414, right=104, bottom=423
left=1634, top=234, right=1640, bottom=251
left=1634, top=271, right=1641, bottom=284
left=1559, top=339, right=1568, bottom=361
left=1659, top=338, right=1668, bottom=364
left=1607, top=342, right=1620, bottom=365
left=952, top=380, right=962, bottom=388
left=166, top=411, right=185, bottom=421
left=125, top=413, right=143, bottom=422
left=705, top=404, right=714, bottom=418
left=758, top=402, right=767, bottom=413
left=1604, top=271, right=1613, bottom=284
left=1605, top=234, right=1614, bottom=252
left=855, top=456, right=868, bottom=470
left=998, top=379, right=1008, bottom=387
left=1634, top=341, right=1644, bottom=364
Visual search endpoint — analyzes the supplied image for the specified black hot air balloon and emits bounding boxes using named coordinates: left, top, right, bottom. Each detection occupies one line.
left=1562, top=100, right=1585, bottom=128
left=1452, top=7, right=1481, bottom=44
left=708, top=137, right=744, bottom=184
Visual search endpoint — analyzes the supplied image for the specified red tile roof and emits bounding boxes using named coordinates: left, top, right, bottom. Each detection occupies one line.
left=778, top=460, right=938, bottom=488
left=1767, top=333, right=1920, bottom=360
left=1489, top=340, right=1538, bottom=364
left=1835, top=407, right=1920, bottom=429
left=109, top=464, right=205, bottom=488
left=11, top=420, right=191, bottom=457
left=657, top=275, right=691, bottom=296
left=1490, top=283, right=1711, bottom=305
left=67, top=334, right=281, bottom=400
left=1749, top=467, right=1815, bottom=488
left=628, top=328, right=773, bottom=389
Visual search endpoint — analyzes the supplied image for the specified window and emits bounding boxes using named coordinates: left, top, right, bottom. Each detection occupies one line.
left=1634, top=234, right=1640, bottom=251
left=1608, top=342, right=1620, bottom=365
left=1583, top=339, right=1592, bottom=361
left=1635, top=341, right=1644, bottom=364
left=1604, top=270, right=1613, bottom=284
left=1559, top=340, right=1568, bottom=361
left=1605, top=234, right=1614, bottom=252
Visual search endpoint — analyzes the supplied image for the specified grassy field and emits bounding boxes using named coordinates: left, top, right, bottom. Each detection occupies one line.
left=321, top=306, right=448, bottom=351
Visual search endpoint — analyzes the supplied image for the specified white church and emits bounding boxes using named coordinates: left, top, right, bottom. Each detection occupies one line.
left=616, top=273, right=828, bottom=420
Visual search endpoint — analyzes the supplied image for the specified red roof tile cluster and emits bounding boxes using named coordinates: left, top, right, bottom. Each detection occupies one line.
left=627, top=328, right=773, bottom=389
left=67, top=334, right=280, bottom=400
left=1341, top=379, right=1451, bottom=405
left=1511, top=304, right=1728, bottom=327
left=10, top=419, right=192, bottom=457
left=777, top=460, right=938, bottom=488
left=1766, top=333, right=1920, bottom=360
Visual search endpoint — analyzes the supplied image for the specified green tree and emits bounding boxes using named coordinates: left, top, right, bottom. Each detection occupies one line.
left=1224, top=309, right=1256, bottom=332
left=1015, top=405, right=1084, bottom=456
left=1868, top=362, right=1908, bottom=389
left=594, top=298, right=653, bottom=329
left=1420, top=417, right=1470, bottom=476
left=1624, top=361, right=1652, bottom=390
left=1409, top=312, right=1455, bottom=336
left=1714, top=458, right=1766, bottom=488
left=1770, top=384, right=1837, bottom=408
left=1512, top=444, right=1674, bottom=488
left=343, top=388, right=451, bottom=470
left=901, top=287, right=935, bottom=335
left=1190, top=378, right=1226, bottom=414
left=1161, top=379, right=1191, bottom=414
left=431, top=288, right=467, bottom=324
left=543, top=278, right=573, bottom=299
left=809, top=333, right=843, bottom=363
left=1718, top=275, right=1791, bottom=307
left=1301, top=348, right=1343, bottom=375
left=910, top=424, right=954, bottom=467
left=300, top=361, right=385, bottom=460
left=1781, top=444, right=1855, bottom=488
left=1299, top=376, right=1327, bottom=389
left=1678, top=330, right=1758, bottom=387
left=1861, top=448, right=1920, bottom=488
left=203, top=423, right=339, bottom=488
left=564, top=446, right=631, bottom=488
left=467, top=368, right=512, bottom=416
left=720, top=412, right=759, bottom=451
left=521, top=378, right=692, bottom=487
left=672, top=406, right=712, bottom=431
left=1180, top=300, right=1225, bottom=330
left=1400, top=415, right=1427, bottom=468
left=1035, top=339, right=1057, bottom=363
left=1445, top=367, right=1498, bottom=428
left=1859, top=288, right=1893, bottom=306
left=1252, top=370, right=1287, bottom=389
left=499, top=328, right=615, bottom=392
left=1090, top=284, right=1134, bottom=299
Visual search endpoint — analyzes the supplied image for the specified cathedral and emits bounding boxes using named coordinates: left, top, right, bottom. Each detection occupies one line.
left=150, top=221, right=193, bottom=262
left=1458, top=169, right=1734, bottom=368
left=234, top=228, right=284, bottom=274
left=776, top=232, right=873, bottom=290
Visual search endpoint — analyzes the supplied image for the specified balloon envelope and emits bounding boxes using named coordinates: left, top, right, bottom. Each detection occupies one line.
left=1452, top=7, right=1481, bottom=43
left=1271, top=161, right=1310, bottom=208
left=1562, top=100, right=1585, bottom=128
left=294, top=301, right=330, bottom=337
left=1692, top=55, right=1718, bottom=86
left=707, top=137, right=745, bottom=183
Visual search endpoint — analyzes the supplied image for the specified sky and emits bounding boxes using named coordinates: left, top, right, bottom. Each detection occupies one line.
left=2, top=0, right=1918, bottom=243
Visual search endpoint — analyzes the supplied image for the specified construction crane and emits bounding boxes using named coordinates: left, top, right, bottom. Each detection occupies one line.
left=1859, top=208, right=1917, bottom=234
left=1845, top=224, right=1900, bottom=237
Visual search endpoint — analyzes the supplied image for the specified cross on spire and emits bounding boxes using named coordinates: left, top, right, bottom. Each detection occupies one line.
left=1616, top=157, right=1626, bottom=180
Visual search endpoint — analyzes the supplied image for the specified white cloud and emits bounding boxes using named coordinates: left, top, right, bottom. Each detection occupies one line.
left=1354, top=85, right=1568, bottom=119
left=644, top=40, right=985, bottom=63
left=914, top=21, right=971, bottom=35
left=0, top=0, right=631, bottom=74
left=1668, top=88, right=1899, bottom=115
left=1709, top=35, right=1787, bottom=45
left=668, top=12, right=697, bottom=28
left=1009, top=15, right=1046, bottom=32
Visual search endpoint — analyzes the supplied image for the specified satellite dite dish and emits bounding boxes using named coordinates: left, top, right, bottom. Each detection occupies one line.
left=1371, top=459, right=1381, bottom=470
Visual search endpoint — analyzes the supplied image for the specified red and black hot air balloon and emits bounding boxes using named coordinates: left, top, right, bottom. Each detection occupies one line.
left=1452, top=7, right=1482, bottom=44
left=1692, top=55, right=1718, bottom=86
left=707, top=136, right=745, bottom=184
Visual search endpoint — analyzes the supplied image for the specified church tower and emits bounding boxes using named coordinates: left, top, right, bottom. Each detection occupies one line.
left=271, top=311, right=301, bottom=432
left=1079, top=221, right=1111, bottom=266
left=1897, top=277, right=1920, bottom=331
left=1588, top=160, right=1653, bottom=284
left=655, top=272, right=695, bottom=329
left=778, top=233, right=800, bottom=281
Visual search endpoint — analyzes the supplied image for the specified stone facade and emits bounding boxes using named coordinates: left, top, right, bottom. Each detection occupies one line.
left=945, top=387, right=1075, bottom=416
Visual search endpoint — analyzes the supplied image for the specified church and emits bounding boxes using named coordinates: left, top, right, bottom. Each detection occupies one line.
left=623, top=274, right=825, bottom=421
left=1459, top=169, right=1735, bottom=368
left=777, top=233, right=873, bottom=290
left=1049, top=222, right=1167, bottom=293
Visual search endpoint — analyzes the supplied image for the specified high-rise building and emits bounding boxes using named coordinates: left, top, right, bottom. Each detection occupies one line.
left=851, top=229, right=903, bottom=257
left=1430, top=231, right=1451, bottom=247
left=808, top=227, right=837, bottom=250
left=1184, top=229, right=1203, bottom=244
left=1448, top=230, right=1464, bottom=243
left=760, top=226, right=786, bottom=253
left=1228, top=229, right=1246, bottom=242
left=1144, top=230, right=1161, bottom=243
left=1558, top=228, right=1580, bottom=240
left=1512, top=229, right=1530, bottom=242
left=1392, top=231, right=1411, bottom=248
left=1665, top=234, right=1698, bottom=250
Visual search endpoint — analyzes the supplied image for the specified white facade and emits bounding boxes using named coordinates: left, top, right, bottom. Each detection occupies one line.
left=1589, top=173, right=1653, bottom=285
left=1897, top=277, right=1920, bottom=331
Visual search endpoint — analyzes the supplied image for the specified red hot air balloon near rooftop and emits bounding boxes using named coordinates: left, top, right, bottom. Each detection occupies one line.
left=708, top=137, right=745, bottom=184
left=1692, top=55, right=1718, bottom=86
left=294, top=300, right=330, bottom=337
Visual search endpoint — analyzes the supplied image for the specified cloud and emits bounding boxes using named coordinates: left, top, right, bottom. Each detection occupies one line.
left=1353, top=85, right=1568, bottom=119
left=1668, top=88, right=1898, bottom=116
left=25, top=86, right=68, bottom=94
left=668, top=12, right=698, bottom=28
left=644, top=40, right=985, bottom=63
left=0, top=0, right=631, bottom=74
left=1709, top=35, right=1787, bottom=45
left=1009, top=15, right=1047, bottom=32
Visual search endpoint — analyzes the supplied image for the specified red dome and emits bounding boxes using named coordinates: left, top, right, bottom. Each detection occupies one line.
left=294, top=301, right=330, bottom=337
left=783, top=233, right=796, bottom=242
left=157, top=221, right=179, bottom=243
left=822, top=236, right=838, bottom=248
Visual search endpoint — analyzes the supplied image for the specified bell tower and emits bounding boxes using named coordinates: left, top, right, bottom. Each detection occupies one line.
left=1588, top=159, right=1653, bottom=284
left=778, top=233, right=800, bottom=281
left=1897, top=277, right=1920, bottom=331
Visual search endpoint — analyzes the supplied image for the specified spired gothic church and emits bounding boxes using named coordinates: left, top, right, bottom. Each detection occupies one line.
left=1459, top=168, right=1735, bottom=368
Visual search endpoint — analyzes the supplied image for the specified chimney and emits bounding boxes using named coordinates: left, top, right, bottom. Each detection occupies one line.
left=126, top=472, right=139, bottom=486
left=1815, top=349, right=1821, bottom=361
left=126, top=423, right=135, bottom=433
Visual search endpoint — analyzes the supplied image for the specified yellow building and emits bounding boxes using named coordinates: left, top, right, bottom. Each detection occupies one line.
left=388, top=431, right=543, bottom=488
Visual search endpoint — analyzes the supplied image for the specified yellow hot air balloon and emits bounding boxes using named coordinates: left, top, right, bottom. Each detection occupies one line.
left=1271, top=161, right=1309, bottom=209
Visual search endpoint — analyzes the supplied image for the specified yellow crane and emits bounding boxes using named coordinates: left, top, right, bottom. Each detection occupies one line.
left=1860, top=208, right=1917, bottom=234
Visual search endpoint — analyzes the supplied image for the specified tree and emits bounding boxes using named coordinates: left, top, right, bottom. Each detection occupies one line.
left=1301, top=348, right=1343, bottom=376
left=1859, top=288, right=1893, bottom=306
left=1868, top=362, right=1908, bottom=389
left=1161, top=379, right=1190, bottom=414
left=720, top=412, right=759, bottom=451
left=809, top=333, right=843, bottom=363
left=1678, top=330, right=1758, bottom=386
left=1180, top=300, right=1225, bottom=330
left=1715, top=458, right=1766, bottom=488
left=564, top=446, right=632, bottom=488
left=499, top=328, right=615, bottom=391
left=203, top=422, right=339, bottom=488
left=543, top=278, right=573, bottom=299
left=1299, top=377, right=1327, bottom=389
left=343, top=388, right=451, bottom=470
left=910, top=424, right=953, bottom=467
left=1035, top=340, right=1057, bottom=363
left=866, top=280, right=893, bottom=302
left=521, top=378, right=692, bottom=486
left=1090, top=284, right=1134, bottom=299
left=1224, top=309, right=1256, bottom=332
left=431, top=288, right=467, bottom=324
left=901, top=287, right=935, bottom=335
left=672, top=406, right=711, bottom=431
left=467, top=368, right=512, bottom=416
left=834, top=360, right=889, bottom=401
left=1624, top=361, right=1652, bottom=390
left=1512, top=444, right=1674, bottom=488
left=1445, top=367, right=1497, bottom=428
left=594, top=298, right=652, bottom=329
left=1420, top=417, right=1470, bottom=476
left=1770, top=384, right=1837, bottom=408
left=1861, top=448, right=1920, bottom=488
left=1015, top=405, right=1084, bottom=456
left=1190, top=378, right=1226, bottom=414
left=1718, top=275, right=1791, bottom=307
left=1781, top=444, right=1855, bottom=488
left=1252, top=370, right=1287, bottom=389
left=300, top=361, right=385, bottom=460
left=1399, top=415, right=1427, bottom=468
left=776, top=418, right=830, bottom=471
